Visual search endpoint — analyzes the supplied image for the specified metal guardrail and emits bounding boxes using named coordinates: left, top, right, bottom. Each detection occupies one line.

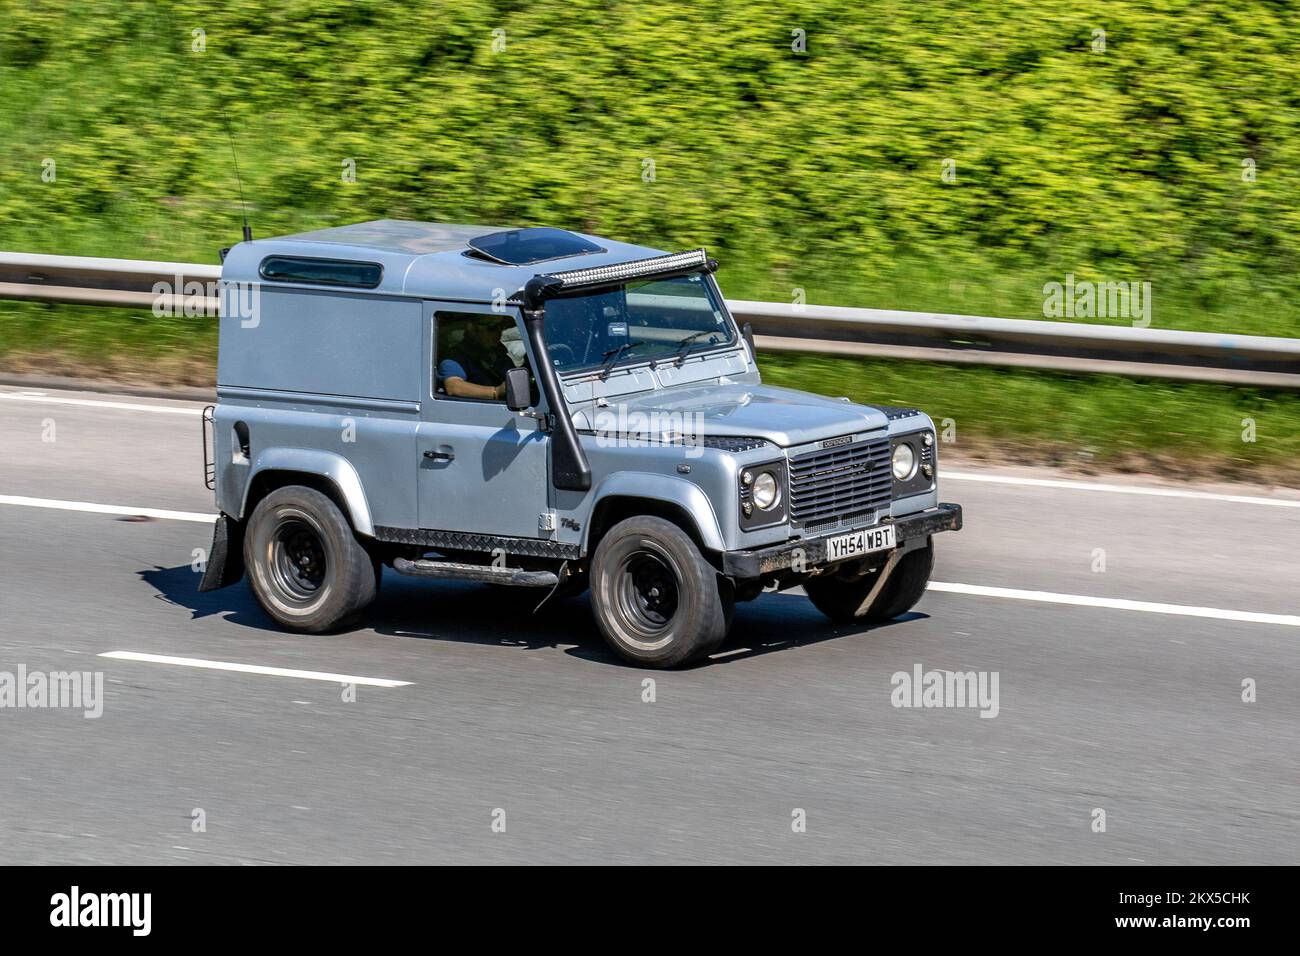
left=0, top=251, right=221, bottom=313
left=3, top=251, right=1299, bottom=388
left=731, top=300, right=1300, bottom=388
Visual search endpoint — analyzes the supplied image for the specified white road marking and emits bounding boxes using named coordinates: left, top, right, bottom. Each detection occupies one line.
left=99, top=651, right=413, bottom=688
left=928, top=581, right=1300, bottom=627
left=4, top=386, right=1298, bottom=506
left=3, top=496, right=1296, bottom=627
left=0, top=392, right=202, bottom=415
left=944, top=470, right=1300, bottom=508
left=0, top=494, right=214, bottom=523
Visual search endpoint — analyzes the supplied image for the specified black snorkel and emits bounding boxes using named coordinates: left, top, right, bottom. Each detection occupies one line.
left=516, top=249, right=718, bottom=494
left=520, top=275, right=590, bottom=491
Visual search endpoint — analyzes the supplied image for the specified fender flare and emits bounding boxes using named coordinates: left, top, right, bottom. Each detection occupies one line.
left=240, top=447, right=374, bottom=536
left=585, top=473, right=726, bottom=553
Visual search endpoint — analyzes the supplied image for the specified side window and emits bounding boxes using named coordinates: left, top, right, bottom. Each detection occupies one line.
left=259, top=256, right=383, bottom=288
left=433, top=311, right=526, bottom=402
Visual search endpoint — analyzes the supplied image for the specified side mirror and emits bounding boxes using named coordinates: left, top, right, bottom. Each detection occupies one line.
left=505, top=366, right=532, bottom=412
left=741, top=321, right=756, bottom=356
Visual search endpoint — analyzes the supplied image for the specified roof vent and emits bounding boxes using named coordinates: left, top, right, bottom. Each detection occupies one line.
left=466, top=227, right=605, bottom=265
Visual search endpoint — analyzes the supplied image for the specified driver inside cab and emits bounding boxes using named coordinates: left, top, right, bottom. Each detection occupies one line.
left=439, top=316, right=526, bottom=400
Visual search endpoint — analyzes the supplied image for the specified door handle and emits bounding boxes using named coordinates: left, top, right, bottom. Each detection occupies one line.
left=424, top=449, right=455, bottom=461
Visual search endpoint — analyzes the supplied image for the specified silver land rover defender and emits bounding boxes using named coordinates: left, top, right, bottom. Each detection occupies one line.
left=200, top=220, right=962, bottom=667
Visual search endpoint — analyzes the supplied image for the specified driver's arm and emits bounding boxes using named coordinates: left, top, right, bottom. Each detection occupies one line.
left=439, top=356, right=505, bottom=400
left=445, top=377, right=504, bottom=400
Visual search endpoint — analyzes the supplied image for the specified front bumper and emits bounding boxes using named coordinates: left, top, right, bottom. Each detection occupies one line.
left=720, top=503, right=962, bottom=579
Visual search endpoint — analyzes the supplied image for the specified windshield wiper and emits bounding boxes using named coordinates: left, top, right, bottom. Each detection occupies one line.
left=670, top=330, right=716, bottom=366
left=598, top=340, right=644, bottom=380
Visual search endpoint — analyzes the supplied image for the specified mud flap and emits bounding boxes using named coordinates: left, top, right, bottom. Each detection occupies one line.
left=533, top=560, right=573, bottom=614
left=854, top=548, right=902, bottom=617
left=198, top=514, right=246, bottom=592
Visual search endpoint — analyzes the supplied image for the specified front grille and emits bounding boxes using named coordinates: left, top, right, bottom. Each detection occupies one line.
left=703, top=435, right=770, bottom=452
left=801, top=508, right=875, bottom=535
left=787, top=436, right=892, bottom=526
left=870, top=404, right=923, bottom=421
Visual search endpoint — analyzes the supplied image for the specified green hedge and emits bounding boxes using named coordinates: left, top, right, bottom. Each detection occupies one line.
left=2, top=0, right=1299, bottom=333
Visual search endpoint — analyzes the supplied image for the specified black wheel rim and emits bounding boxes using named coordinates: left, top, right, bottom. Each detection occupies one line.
left=616, top=549, right=680, bottom=639
left=269, top=516, right=327, bottom=603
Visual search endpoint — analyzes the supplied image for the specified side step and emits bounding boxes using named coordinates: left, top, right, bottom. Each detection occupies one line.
left=392, top=557, right=558, bottom=588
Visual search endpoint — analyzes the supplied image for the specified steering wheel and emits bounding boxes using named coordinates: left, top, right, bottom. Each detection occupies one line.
left=548, top=343, right=577, bottom=366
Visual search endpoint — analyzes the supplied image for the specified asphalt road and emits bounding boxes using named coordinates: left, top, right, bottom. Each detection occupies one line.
left=1, top=384, right=1297, bottom=864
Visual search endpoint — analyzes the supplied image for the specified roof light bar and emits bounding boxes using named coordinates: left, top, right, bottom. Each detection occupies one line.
left=546, top=248, right=711, bottom=289
left=514, top=248, right=715, bottom=306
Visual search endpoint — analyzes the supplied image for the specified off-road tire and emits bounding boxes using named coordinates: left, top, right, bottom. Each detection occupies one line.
left=244, top=485, right=378, bottom=633
left=590, top=515, right=732, bottom=667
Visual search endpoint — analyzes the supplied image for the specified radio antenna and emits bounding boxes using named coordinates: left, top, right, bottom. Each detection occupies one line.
left=222, top=116, right=253, bottom=243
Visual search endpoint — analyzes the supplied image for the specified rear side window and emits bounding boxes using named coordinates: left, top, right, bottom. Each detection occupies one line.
left=259, top=256, right=383, bottom=289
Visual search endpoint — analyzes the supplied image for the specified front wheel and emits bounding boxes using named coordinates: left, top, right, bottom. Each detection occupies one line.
left=590, top=516, right=732, bottom=668
left=804, top=540, right=934, bottom=625
left=244, top=485, right=378, bottom=633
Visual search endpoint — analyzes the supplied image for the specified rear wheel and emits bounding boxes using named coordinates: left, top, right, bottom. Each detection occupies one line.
left=244, top=486, right=378, bottom=633
left=590, top=516, right=732, bottom=667
left=804, top=541, right=934, bottom=625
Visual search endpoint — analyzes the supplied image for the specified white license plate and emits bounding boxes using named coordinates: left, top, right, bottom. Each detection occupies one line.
left=825, top=524, right=896, bottom=562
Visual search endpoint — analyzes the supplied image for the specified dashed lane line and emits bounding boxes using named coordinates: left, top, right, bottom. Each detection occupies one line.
left=99, top=651, right=413, bottom=688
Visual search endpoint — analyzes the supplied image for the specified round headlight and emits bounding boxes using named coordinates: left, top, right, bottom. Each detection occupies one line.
left=752, top=471, right=780, bottom=510
left=891, top=443, right=917, bottom=481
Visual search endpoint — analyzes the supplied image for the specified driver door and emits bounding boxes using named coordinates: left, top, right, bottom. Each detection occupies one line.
left=416, top=302, right=551, bottom=539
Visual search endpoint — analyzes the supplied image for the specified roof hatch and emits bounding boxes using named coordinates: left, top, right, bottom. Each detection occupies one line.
left=466, top=227, right=605, bottom=265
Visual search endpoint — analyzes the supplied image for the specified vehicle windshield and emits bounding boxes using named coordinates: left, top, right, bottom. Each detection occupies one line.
left=541, top=272, right=735, bottom=374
